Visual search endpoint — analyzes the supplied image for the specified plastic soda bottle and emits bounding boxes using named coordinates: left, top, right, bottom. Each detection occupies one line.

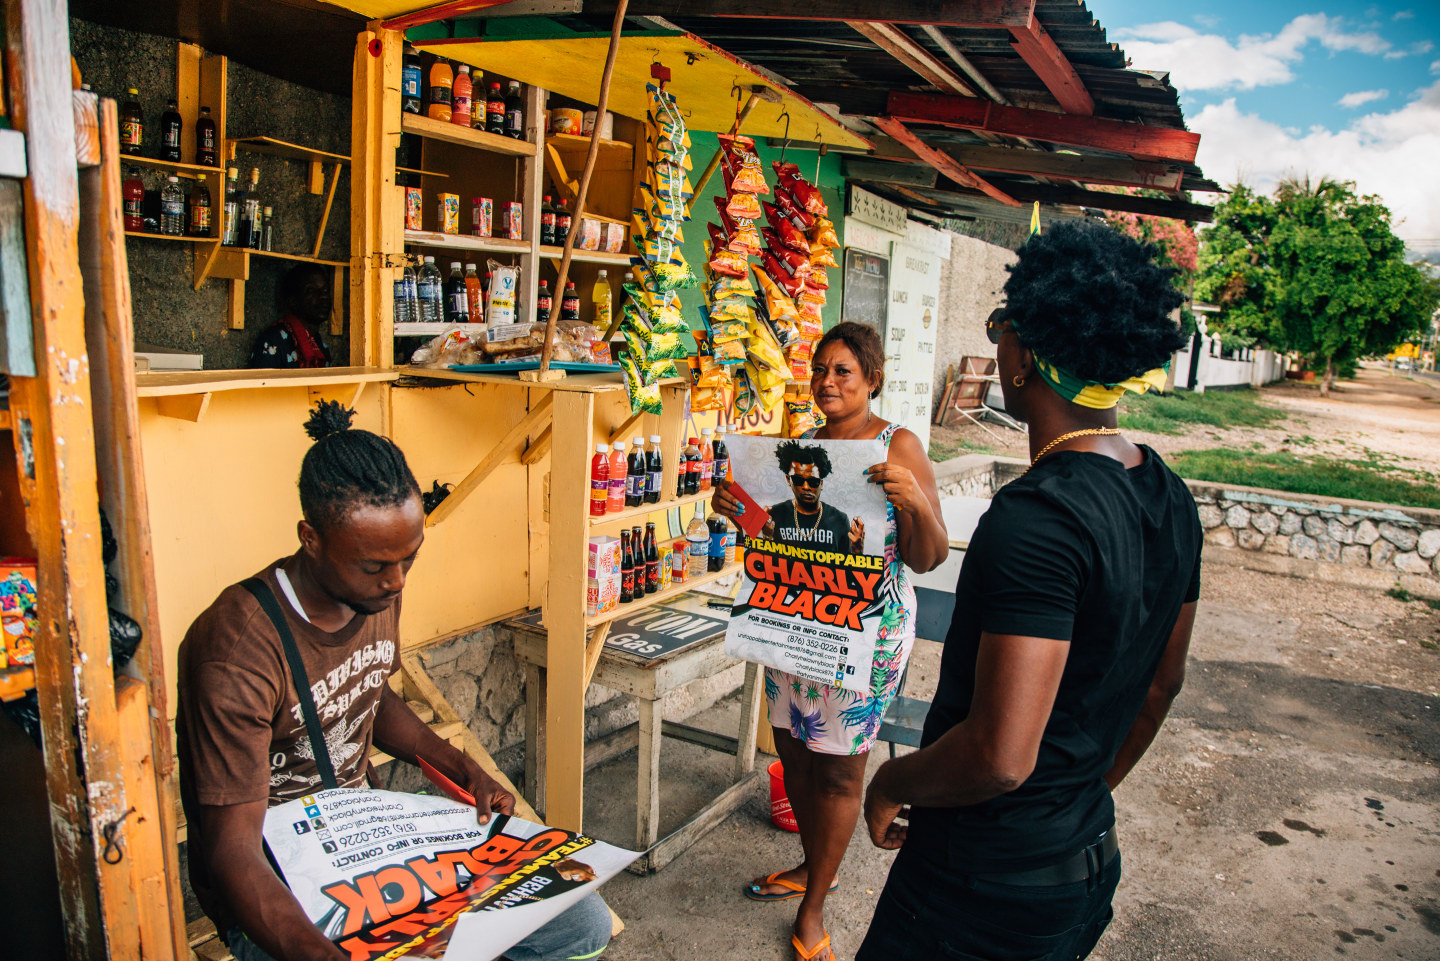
left=402, top=44, right=423, bottom=114
left=699, top=427, right=715, bottom=493
left=426, top=58, right=453, bottom=123
left=590, top=444, right=609, bottom=517
left=592, top=269, right=612, bottom=330
left=451, top=65, right=473, bottom=127
left=626, top=437, right=646, bottom=508
left=608, top=440, right=629, bottom=514
left=464, top=264, right=484, bottom=326
left=646, top=435, right=663, bottom=504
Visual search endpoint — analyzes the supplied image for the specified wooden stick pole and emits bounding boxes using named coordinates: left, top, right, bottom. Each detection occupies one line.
left=538, top=0, right=628, bottom=374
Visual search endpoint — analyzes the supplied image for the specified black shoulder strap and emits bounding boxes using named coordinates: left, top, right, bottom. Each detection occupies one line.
left=241, top=576, right=338, bottom=791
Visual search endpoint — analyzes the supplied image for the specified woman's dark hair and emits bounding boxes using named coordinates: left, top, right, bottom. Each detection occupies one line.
left=1002, top=219, right=1188, bottom=385
left=776, top=440, right=833, bottom=479
left=299, top=401, right=420, bottom=530
left=814, top=321, right=886, bottom=398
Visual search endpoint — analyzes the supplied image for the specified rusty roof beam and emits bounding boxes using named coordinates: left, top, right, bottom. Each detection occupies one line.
left=583, top=1, right=1038, bottom=28
left=1008, top=11, right=1094, bottom=115
left=887, top=90, right=1199, bottom=163
left=870, top=116, right=1020, bottom=207
left=945, top=145, right=1183, bottom=192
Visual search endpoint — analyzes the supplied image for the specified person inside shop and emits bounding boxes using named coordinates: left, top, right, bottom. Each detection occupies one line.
left=761, top=440, right=864, bottom=553
left=855, top=220, right=1203, bottom=961
left=247, top=263, right=334, bottom=369
left=176, top=401, right=613, bottom=961
left=710, top=322, right=949, bottom=961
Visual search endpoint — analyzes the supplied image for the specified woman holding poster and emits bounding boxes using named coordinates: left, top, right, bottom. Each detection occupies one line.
left=713, top=322, right=948, bottom=961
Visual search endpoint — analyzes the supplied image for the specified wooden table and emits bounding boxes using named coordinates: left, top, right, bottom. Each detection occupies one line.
left=508, top=593, right=765, bottom=873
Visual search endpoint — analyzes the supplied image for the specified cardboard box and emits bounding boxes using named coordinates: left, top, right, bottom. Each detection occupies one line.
left=405, top=187, right=423, bottom=231
left=588, top=535, right=620, bottom=577
left=471, top=197, right=493, bottom=237
left=437, top=193, right=460, bottom=234
left=601, top=221, right=626, bottom=253
left=587, top=570, right=619, bottom=615
left=0, top=558, right=37, bottom=668
left=501, top=201, right=524, bottom=240
left=576, top=217, right=602, bottom=251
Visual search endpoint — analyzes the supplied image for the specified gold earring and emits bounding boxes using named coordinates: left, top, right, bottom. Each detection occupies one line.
left=1013, top=374, right=1026, bottom=388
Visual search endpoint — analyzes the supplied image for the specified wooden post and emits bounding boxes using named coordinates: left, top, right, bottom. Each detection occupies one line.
left=538, top=0, right=627, bottom=375
left=3, top=4, right=138, bottom=956
left=544, top=389, right=594, bottom=831
left=350, top=23, right=401, bottom=367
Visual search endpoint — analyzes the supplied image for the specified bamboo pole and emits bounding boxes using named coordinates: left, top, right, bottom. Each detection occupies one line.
left=538, top=0, right=628, bottom=375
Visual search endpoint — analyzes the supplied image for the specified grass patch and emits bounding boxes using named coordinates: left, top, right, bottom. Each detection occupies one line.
left=1118, top=388, right=1287, bottom=436
left=928, top=437, right=995, bottom=461
left=1168, top=448, right=1440, bottom=510
left=1387, top=587, right=1415, bottom=602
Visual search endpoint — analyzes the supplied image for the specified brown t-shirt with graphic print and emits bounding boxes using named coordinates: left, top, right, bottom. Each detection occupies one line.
left=176, top=558, right=401, bottom=934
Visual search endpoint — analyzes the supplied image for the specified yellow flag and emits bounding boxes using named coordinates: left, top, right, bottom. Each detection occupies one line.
left=1029, top=201, right=1041, bottom=237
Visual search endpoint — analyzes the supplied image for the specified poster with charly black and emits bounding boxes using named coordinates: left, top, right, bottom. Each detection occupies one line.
left=723, top=434, right=891, bottom=695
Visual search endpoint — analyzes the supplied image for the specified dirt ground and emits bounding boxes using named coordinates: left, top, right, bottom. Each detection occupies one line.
left=592, top=562, right=1440, bottom=960
left=930, top=365, right=1440, bottom=474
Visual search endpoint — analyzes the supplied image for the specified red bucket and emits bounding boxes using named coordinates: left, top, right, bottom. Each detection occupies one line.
left=768, top=759, right=798, bottom=832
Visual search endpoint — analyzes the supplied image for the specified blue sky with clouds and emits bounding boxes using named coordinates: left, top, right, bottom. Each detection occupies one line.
left=1088, top=2, right=1439, bottom=252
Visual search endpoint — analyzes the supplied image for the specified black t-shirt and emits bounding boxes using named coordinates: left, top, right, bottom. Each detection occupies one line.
left=912, top=446, right=1202, bottom=871
left=768, top=500, right=855, bottom=552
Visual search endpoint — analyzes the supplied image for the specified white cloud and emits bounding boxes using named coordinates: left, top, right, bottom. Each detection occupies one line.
left=1116, top=14, right=1397, bottom=91
left=1394, top=9, right=1414, bottom=20
left=1192, top=80, right=1440, bottom=243
left=1194, top=13, right=1222, bottom=29
left=1337, top=88, right=1389, bottom=107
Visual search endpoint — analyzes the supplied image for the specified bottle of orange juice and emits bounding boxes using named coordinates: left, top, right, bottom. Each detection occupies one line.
left=426, top=57, right=453, bottom=124
left=451, top=65, right=473, bottom=127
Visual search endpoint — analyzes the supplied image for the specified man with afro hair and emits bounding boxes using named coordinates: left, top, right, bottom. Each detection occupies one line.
left=858, top=219, right=1203, bottom=961
left=763, top=439, right=864, bottom=553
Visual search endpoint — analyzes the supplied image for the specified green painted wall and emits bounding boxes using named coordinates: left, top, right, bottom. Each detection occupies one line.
left=669, top=132, right=846, bottom=348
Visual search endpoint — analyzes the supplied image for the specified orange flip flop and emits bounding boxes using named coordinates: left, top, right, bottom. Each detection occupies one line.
left=743, top=871, right=840, bottom=902
left=792, top=930, right=834, bottom=961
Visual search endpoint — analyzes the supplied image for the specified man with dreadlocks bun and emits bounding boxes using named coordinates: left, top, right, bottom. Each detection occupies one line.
left=177, top=402, right=612, bottom=961
left=856, top=220, right=1203, bottom=961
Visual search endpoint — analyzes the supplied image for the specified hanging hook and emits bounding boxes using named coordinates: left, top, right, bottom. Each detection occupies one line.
left=777, top=109, right=792, bottom=164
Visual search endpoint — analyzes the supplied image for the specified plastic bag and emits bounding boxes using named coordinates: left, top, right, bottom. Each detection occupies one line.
left=786, top=399, right=822, bottom=437
left=774, top=161, right=829, bottom=216
left=622, top=353, right=664, bottom=414
left=409, top=327, right=484, bottom=367
left=773, top=184, right=815, bottom=230
left=486, top=262, right=519, bottom=326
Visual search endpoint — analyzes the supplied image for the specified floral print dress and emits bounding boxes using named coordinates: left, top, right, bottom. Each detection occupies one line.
left=765, top=422, right=917, bottom=755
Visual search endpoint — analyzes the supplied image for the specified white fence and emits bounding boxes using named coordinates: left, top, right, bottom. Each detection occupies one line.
left=1173, top=335, right=1288, bottom=391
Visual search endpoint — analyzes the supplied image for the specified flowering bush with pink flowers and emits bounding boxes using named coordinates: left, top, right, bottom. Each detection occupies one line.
left=1089, top=186, right=1199, bottom=279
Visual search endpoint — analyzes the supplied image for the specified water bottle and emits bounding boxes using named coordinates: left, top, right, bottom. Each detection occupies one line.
left=404, top=264, right=420, bottom=324
left=686, top=503, right=709, bottom=578
left=394, top=265, right=417, bottom=324
left=416, top=256, right=443, bottom=325
left=160, top=176, right=185, bottom=236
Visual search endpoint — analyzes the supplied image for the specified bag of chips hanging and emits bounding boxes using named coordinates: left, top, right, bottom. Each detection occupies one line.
left=725, top=190, right=762, bottom=222
left=810, top=245, right=838, bottom=269
left=772, top=183, right=815, bottom=230
left=808, top=216, right=840, bottom=251
left=621, top=353, right=664, bottom=415
left=785, top=399, right=822, bottom=437
left=731, top=365, right=757, bottom=416
left=718, top=133, right=769, bottom=195
left=773, top=161, right=829, bottom=216
left=713, top=337, right=747, bottom=365
left=705, top=242, right=750, bottom=280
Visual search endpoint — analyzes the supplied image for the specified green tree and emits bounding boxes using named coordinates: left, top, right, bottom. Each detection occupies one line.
left=1196, top=178, right=1438, bottom=396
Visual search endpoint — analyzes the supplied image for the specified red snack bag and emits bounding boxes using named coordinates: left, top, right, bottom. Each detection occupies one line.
left=773, top=183, right=815, bottom=230
left=707, top=243, right=750, bottom=279
left=761, top=248, right=806, bottom=298
left=777, top=217, right=810, bottom=255
left=774, top=161, right=829, bottom=216
left=762, top=228, right=812, bottom=278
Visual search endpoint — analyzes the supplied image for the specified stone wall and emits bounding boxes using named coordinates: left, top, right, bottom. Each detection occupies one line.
left=1192, top=483, right=1440, bottom=596
left=929, top=454, right=1440, bottom=600
left=932, top=232, right=1015, bottom=412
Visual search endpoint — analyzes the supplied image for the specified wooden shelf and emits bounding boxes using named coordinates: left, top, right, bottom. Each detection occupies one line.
left=125, top=231, right=219, bottom=243
left=123, top=155, right=223, bottom=179
left=589, top=488, right=714, bottom=531
left=538, top=245, right=632, bottom=267
left=547, top=133, right=633, bottom=173
left=400, top=113, right=538, bottom=158
left=405, top=230, right=529, bottom=256
left=249, top=248, right=348, bottom=268
left=0, top=664, right=35, bottom=702
left=229, top=135, right=347, bottom=165
left=135, top=366, right=397, bottom=397
left=393, top=322, right=479, bottom=337
left=586, top=563, right=740, bottom=628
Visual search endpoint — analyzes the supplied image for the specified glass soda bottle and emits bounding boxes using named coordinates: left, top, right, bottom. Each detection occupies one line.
left=535, top=280, right=552, bottom=323
left=539, top=194, right=556, bottom=246
left=416, top=256, right=444, bottom=324
left=626, top=436, right=646, bottom=508
left=486, top=83, right=506, bottom=135
left=402, top=44, right=423, bottom=114
left=686, top=503, right=709, bottom=578
left=159, top=98, right=182, bottom=162
left=120, top=88, right=143, bottom=155
left=450, top=65, right=473, bottom=127
left=241, top=167, right=262, bottom=249
left=590, top=443, right=609, bottom=517
left=159, top=176, right=184, bottom=236
left=619, top=528, right=633, bottom=603
left=187, top=178, right=211, bottom=237
left=644, top=522, right=660, bottom=594
left=444, top=262, right=469, bottom=324
left=464, top=263, right=484, bottom=326
left=426, top=58, right=453, bottom=123
left=645, top=434, right=663, bottom=504
left=555, top=198, right=572, bottom=242
left=504, top=81, right=525, bottom=139
left=561, top=281, right=580, bottom=321
left=195, top=106, right=217, bottom=166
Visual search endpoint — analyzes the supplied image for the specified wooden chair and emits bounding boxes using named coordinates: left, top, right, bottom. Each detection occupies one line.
left=940, top=356, right=1002, bottom=438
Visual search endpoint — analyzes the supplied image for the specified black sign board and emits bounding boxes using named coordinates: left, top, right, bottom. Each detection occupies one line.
left=512, top=603, right=729, bottom=661
left=841, top=248, right=889, bottom=336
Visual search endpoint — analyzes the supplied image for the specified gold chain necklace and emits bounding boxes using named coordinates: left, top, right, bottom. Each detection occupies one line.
left=794, top=500, right=823, bottom=531
left=1028, top=428, right=1122, bottom=469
